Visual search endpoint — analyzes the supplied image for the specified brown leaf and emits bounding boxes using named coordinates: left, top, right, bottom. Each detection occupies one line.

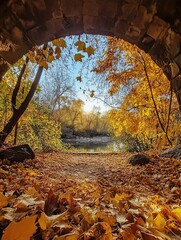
left=44, top=189, right=60, bottom=216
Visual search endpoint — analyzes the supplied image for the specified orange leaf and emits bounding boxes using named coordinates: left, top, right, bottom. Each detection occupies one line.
left=0, top=193, right=8, bottom=207
left=2, top=215, right=37, bottom=240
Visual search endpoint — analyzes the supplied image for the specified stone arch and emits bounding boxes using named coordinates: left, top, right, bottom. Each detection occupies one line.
left=0, top=0, right=181, bottom=108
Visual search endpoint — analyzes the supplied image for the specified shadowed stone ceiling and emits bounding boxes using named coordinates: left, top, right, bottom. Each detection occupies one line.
left=0, top=0, right=181, bottom=108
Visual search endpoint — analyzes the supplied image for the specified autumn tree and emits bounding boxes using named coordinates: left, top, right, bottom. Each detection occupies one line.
left=93, top=37, right=181, bottom=149
left=0, top=37, right=95, bottom=147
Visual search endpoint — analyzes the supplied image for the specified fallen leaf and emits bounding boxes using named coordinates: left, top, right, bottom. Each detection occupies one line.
left=172, top=208, right=181, bottom=221
left=44, top=189, right=60, bottom=216
left=95, top=211, right=116, bottom=226
left=2, top=215, right=37, bottom=240
left=153, top=213, right=166, bottom=230
left=84, top=222, right=113, bottom=240
left=0, top=193, right=8, bottom=207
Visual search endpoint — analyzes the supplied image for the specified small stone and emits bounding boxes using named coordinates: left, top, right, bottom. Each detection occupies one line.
left=128, top=154, right=151, bottom=166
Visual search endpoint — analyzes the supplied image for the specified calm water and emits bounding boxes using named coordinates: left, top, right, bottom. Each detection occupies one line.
left=62, top=136, right=123, bottom=152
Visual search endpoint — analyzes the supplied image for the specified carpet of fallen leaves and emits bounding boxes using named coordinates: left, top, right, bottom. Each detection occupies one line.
left=0, top=151, right=181, bottom=240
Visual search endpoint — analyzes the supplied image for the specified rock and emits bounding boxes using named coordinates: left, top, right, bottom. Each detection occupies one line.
left=128, top=154, right=151, bottom=166
left=160, top=144, right=181, bottom=159
left=0, top=144, right=35, bottom=162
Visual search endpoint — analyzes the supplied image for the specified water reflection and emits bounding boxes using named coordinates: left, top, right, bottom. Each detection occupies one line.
left=62, top=136, right=123, bottom=152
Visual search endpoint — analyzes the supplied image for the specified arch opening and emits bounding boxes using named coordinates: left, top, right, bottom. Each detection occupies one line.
left=0, top=0, right=181, bottom=108
left=0, top=33, right=181, bottom=151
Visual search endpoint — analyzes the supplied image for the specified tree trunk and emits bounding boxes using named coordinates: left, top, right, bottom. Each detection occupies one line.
left=0, top=65, right=44, bottom=146
left=13, top=122, right=18, bottom=145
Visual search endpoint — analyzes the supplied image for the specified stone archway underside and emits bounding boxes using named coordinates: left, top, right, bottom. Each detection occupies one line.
left=0, top=0, right=181, bottom=108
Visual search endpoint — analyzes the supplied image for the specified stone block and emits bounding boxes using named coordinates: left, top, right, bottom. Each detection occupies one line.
left=120, top=3, right=138, bottom=21
left=138, top=34, right=155, bottom=52
left=132, top=5, right=153, bottom=30
left=175, top=54, right=181, bottom=69
left=83, top=16, right=99, bottom=33
left=83, top=0, right=98, bottom=16
left=172, top=75, right=181, bottom=92
left=125, top=25, right=143, bottom=42
left=61, top=0, right=83, bottom=17
left=114, top=19, right=129, bottom=37
left=166, top=29, right=181, bottom=57
left=169, top=62, right=180, bottom=78
left=97, top=0, right=118, bottom=17
left=147, top=16, right=169, bottom=40
left=99, top=16, right=115, bottom=33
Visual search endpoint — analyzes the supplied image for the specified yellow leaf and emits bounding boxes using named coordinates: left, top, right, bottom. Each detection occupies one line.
left=52, top=39, right=59, bottom=46
left=153, top=213, right=166, bottom=230
left=0, top=168, right=8, bottom=174
left=40, top=61, right=48, bottom=69
left=38, top=211, right=69, bottom=230
left=2, top=215, right=37, bottom=240
left=84, top=222, right=113, bottom=240
left=38, top=212, right=48, bottom=230
left=52, top=38, right=66, bottom=48
left=115, top=193, right=130, bottom=201
left=47, top=55, right=55, bottom=63
left=0, top=193, right=8, bottom=207
left=59, top=38, right=67, bottom=48
left=55, top=46, right=61, bottom=54
left=56, top=53, right=61, bottom=59
left=95, top=212, right=116, bottom=226
left=75, top=41, right=86, bottom=51
left=76, top=76, right=82, bottom=82
left=43, top=49, right=48, bottom=56
left=172, top=208, right=181, bottom=221
left=85, top=46, right=94, bottom=57
left=90, top=90, right=94, bottom=98
left=74, top=53, right=84, bottom=62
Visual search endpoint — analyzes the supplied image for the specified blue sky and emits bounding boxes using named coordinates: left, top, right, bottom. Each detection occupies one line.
left=40, top=34, right=113, bottom=113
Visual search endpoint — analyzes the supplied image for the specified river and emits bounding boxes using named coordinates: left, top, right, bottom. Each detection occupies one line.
left=62, top=136, right=123, bottom=152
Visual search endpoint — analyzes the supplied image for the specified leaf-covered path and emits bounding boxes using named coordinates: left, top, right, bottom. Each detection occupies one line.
left=0, top=152, right=181, bottom=239
left=33, top=152, right=180, bottom=201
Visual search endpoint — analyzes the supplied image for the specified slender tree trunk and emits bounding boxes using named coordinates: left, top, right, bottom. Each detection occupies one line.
left=13, top=122, right=18, bottom=145
left=139, top=53, right=172, bottom=146
left=0, top=64, right=44, bottom=146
